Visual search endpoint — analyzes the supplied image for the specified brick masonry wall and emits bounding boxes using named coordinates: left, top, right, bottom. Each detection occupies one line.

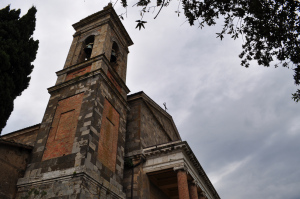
left=126, top=97, right=181, bottom=158
left=16, top=70, right=127, bottom=197
left=125, top=100, right=142, bottom=156
left=109, top=30, right=128, bottom=82
left=146, top=104, right=180, bottom=141
left=63, top=13, right=129, bottom=84
left=42, top=93, right=84, bottom=161
left=140, top=102, right=170, bottom=147
left=24, top=75, right=99, bottom=173
left=94, top=79, right=127, bottom=188
left=65, top=65, right=92, bottom=81
left=98, top=99, right=120, bottom=172
left=16, top=6, right=131, bottom=198
left=0, top=144, right=31, bottom=199
left=107, top=70, right=121, bottom=93
left=123, top=158, right=151, bottom=199
left=1, top=126, right=39, bottom=146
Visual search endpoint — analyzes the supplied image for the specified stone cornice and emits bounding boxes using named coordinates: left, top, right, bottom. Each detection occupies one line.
left=17, top=167, right=125, bottom=199
left=56, top=55, right=101, bottom=76
left=48, top=68, right=130, bottom=111
left=55, top=54, right=130, bottom=94
left=0, top=139, right=33, bottom=150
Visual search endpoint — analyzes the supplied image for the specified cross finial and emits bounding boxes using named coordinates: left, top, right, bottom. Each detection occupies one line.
left=163, top=102, right=168, bottom=111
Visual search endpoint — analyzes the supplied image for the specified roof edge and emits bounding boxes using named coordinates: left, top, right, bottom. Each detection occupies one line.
left=0, top=123, right=40, bottom=138
left=127, top=91, right=182, bottom=141
left=0, top=138, right=33, bottom=150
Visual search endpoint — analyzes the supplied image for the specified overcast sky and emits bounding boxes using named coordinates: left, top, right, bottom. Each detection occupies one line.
left=1, top=1, right=300, bottom=198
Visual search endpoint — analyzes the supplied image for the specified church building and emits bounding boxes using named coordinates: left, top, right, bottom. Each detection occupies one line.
left=0, top=4, right=220, bottom=199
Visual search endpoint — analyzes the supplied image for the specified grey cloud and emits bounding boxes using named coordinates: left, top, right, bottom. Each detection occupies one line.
left=1, top=1, right=300, bottom=199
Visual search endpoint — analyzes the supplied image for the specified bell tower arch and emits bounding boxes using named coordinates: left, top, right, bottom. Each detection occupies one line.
left=16, top=4, right=133, bottom=199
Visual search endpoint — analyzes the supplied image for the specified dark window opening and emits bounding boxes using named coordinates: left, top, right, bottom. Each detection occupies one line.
left=84, top=35, right=95, bottom=60
left=110, top=42, right=119, bottom=63
left=78, top=35, right=95, bottom=63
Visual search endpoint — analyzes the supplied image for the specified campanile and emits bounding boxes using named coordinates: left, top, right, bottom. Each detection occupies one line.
left=16, top=3, right=133, bottom=198
left=10, top=3, right=220, bottom=199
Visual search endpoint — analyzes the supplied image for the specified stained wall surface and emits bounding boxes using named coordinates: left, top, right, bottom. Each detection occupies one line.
left=124, top=92, right=181, bottom=199
left=0, top=141, right=31, bottom=199
left=125, top=93, right=181, bottom=156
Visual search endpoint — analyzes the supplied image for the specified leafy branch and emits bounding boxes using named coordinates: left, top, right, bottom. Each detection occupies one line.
left=115, top=0, right=300, bottom=102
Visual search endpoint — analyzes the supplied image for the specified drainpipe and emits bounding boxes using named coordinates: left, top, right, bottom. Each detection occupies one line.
left=130, top=157, right=145, bottom=199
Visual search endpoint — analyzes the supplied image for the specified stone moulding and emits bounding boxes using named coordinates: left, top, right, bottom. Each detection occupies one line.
left=17, top=169, right=125, bottom=199
left=0, top=138, right=34, bottom=150
left=54, top=53, right=130, bottom=94
left=48, top=67, right=129, bottom=111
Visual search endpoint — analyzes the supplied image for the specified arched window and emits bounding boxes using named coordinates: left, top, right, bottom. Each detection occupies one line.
left=110, top=42, right=119, bottom=63
left=84, top=35, right=95, bottom=60
left=78, top=35, right=95, bottom=63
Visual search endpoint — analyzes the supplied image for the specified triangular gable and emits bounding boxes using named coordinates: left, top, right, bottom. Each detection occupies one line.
left=127, top=92, right=181, bottom=142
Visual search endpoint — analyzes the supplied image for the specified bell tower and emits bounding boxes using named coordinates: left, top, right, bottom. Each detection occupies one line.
left=16, top=4, right=133, bottom=199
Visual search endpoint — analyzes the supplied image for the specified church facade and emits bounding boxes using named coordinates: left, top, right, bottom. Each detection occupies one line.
left=0, top=4, right=220, bottom=199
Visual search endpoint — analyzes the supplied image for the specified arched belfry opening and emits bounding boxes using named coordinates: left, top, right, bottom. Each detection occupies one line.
left=110, top=41, right=119, bottom=66
left=84, top=35, right=95, bottom=60
left=78, top=35, right=95, bottom=63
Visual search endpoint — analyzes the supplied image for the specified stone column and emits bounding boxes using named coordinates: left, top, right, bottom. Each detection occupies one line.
left=177, top=169, right=190, bottom=199
left=189, top=182, right=198, bottom=199
left=198, top=191, right=206, bottom=199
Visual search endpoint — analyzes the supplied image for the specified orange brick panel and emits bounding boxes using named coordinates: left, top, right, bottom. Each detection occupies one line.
left=65, top=65, right=91, bottom=81
left=55, top=110, right=75, bottom=140
left=98, top=99, right=119, bottom=172
left=42, top=93, right=84, bottom=161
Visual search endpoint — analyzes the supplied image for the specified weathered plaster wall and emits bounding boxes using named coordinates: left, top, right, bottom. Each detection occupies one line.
left=0, top=143, right=31, bottom=199
left=140, top=102, right=171, bottom=147
left=124, top=96, right=181, bottom=199
left=125, top=99, right=142, bottom=156
left=123, top=158, right=151, bottom=199
left=145, top=103, right=180, bottom=141
left=125, top=96, right=180, bottom=157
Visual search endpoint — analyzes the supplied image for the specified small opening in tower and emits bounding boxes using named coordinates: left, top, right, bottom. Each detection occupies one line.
left=110, top=42, right=119, bottom=63
left=84, top=35, right=95, bottom=60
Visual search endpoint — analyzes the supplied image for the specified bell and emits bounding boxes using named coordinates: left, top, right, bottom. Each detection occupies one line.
left=84, top=43, right=93, bottom=59
left=110, top=49, right=117, bottom=62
